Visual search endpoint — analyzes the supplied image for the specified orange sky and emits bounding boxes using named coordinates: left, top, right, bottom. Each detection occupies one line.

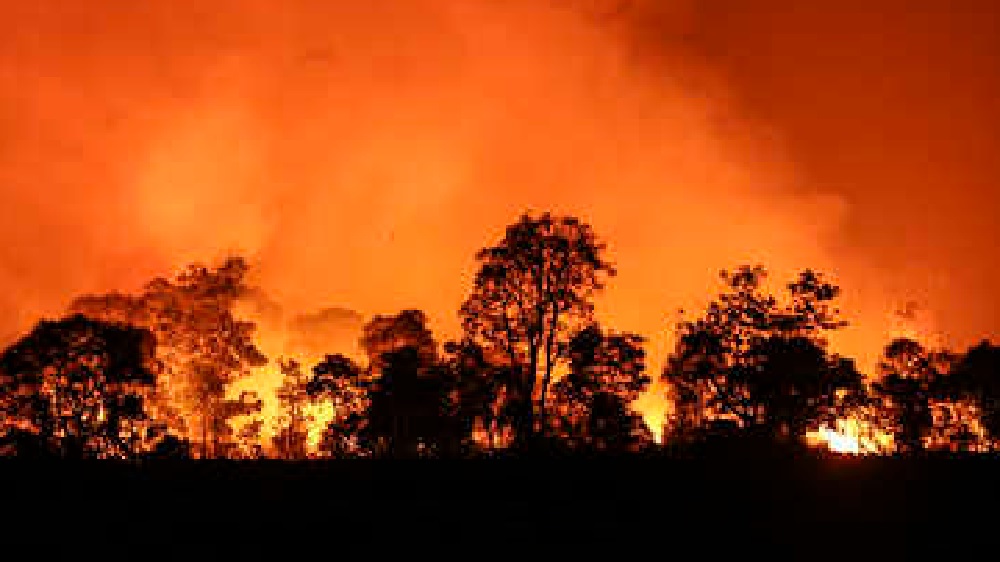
left=1, top=1, right=997, bottom=421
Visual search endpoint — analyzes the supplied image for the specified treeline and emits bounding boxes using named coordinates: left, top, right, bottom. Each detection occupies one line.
left=0, top=212, right=997, bottom=459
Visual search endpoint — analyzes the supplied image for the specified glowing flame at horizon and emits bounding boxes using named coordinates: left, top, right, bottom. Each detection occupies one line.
left=805, top=417, right=895, bottom=455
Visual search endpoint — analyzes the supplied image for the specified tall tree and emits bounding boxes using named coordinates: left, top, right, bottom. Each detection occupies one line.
left=273, top=358, right=312, bottom=459
left=0, top=315, right=159, bottom=458
left=69, top=256, right=267, bottom=458
left=459, top=213, right=615, bottom=448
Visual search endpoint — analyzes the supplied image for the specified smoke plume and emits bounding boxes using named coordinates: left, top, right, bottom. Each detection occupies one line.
left=2, top=1, right=997, bottom=430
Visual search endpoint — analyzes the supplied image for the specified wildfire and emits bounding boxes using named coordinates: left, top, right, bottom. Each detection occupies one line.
left=925, top=399, right=995, bottom=453
left=805, top=416, right=895, bottom=455
left=226, top=361, right=335, bottom=457
left=634, top=386, right=667, bottom=443
left=222, top=302, right=337, bottom=457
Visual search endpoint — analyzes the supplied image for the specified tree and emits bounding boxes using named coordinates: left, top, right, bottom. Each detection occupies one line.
left=0, top=315, right=159, bottom=459
left=584, top=392, right=653, bottom=455
left=548, top=324, right=652, bottom=453
left=306, top=311, right=462, bottom=458
left=561, top=324, right=649, bottom=402
left=459, top=212, right=615, bottom=448
left=273, top=358, right=311, bottom=459
left=745, top=336, right=865, bottom=441
left=360, top=309, right=437, bottom=373
left=945, top=341, right=1000, bottom=444
left=772, top=269, right=849, bottom=339
left=662, top=266, right=851, bottom=442
left=212, top=390, right=263, bottom=459
left=441, top=339, right=527, bottom=454
left=365, top=346, right=458, bottom=458
left=359, top=310, right=456, bottom=457
left=872, top=338, right=941, bottom=455
left=663, top=266, right=776, bottom=433
left=70, top=256, right=267, bottom=458
left=306, top=353, right=371, bottom=457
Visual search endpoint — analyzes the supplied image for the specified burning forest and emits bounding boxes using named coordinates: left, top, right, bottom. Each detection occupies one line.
left=1, top=212, right=998, bottom=460
left=4, top=4, right=1000, bottom=550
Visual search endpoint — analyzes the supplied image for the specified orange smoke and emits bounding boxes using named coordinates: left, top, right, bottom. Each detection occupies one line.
left=1, top=1, right=998, bottom=438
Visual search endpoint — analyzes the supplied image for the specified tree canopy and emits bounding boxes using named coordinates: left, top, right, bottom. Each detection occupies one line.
left=69, top=256, right=267, bottom=458
left=0, top=315, right=160, bottom=458
left=459, top=212, right=615, bottom=448
left=0, top=212, right=995, bottom=460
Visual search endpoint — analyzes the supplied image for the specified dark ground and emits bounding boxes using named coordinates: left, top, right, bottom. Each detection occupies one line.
left=3, top=454, right=997, bottom=559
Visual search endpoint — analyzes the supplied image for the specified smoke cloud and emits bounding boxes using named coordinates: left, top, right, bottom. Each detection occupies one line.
left=2, top=1, right=996, bottom=427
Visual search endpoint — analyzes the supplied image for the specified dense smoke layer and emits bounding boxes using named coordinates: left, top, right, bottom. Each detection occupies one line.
left=1, top=1, right=997, bottom=428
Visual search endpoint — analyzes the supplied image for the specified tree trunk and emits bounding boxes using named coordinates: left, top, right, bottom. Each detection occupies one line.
left=538, top=307, right=559, bottom=438
left=201, top=410, right=209, bottom=460
left=288, top=401, right=297, bottom=459
left=519, top=342, right=539, bottom=453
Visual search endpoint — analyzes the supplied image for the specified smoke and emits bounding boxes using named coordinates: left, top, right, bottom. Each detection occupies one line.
left=286, top=308, right=366, bottom=360
left=1, top=0, right=991, bottom=422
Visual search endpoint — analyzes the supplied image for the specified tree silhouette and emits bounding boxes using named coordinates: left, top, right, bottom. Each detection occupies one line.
left=562, top=325, right=649, bottom=401
left=817, top=356, right=878, bottom=433
left=945, top=341, right=1000, bottom=445
left=441, top=339, right=526, bottom=454
left=305, top=311, right=463, bottom=458
left=360, top=309, right=437, bottom=374
left=273, top=358, right=311, bottom=459
left=585, top=392, right=653, bottom=455
left=306, top=353, right=371, bottom=457
left=365, top=346, right=457, bottom=458
left=664, top=266, right=776, bottom=434
left=70, top=256, right=267, bottom=458
left=548, top=324, right=652, bottom=453
left=772, top=269, right=849, bottom=339
left=663, top=267, right=850, bottom=442
left=746, top=336, right=865, bottom=441
left=873, top=338, right=942, bottom=455
left=0, top=314, right=159, bottom=459
left=881, top=340, right=995, bottom=453
left=459, top=213, right=615, bottom=449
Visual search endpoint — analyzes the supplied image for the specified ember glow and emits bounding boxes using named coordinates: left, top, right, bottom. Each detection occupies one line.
left=806, top=417, right=895, bottom=456
left=228, top=301, right=364, bottom=457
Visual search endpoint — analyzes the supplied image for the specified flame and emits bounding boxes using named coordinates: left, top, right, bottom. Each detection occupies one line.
left=226, top=304, right=345, bottom=457
left=805, top=416, right=895, bottom=455
left=228, top=360, right=337, bottom=457
left=635, top=387, right=668, bottom=443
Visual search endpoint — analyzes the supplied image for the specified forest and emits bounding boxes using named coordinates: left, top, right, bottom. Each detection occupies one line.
left=2, top=211, right=997, bottom=462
